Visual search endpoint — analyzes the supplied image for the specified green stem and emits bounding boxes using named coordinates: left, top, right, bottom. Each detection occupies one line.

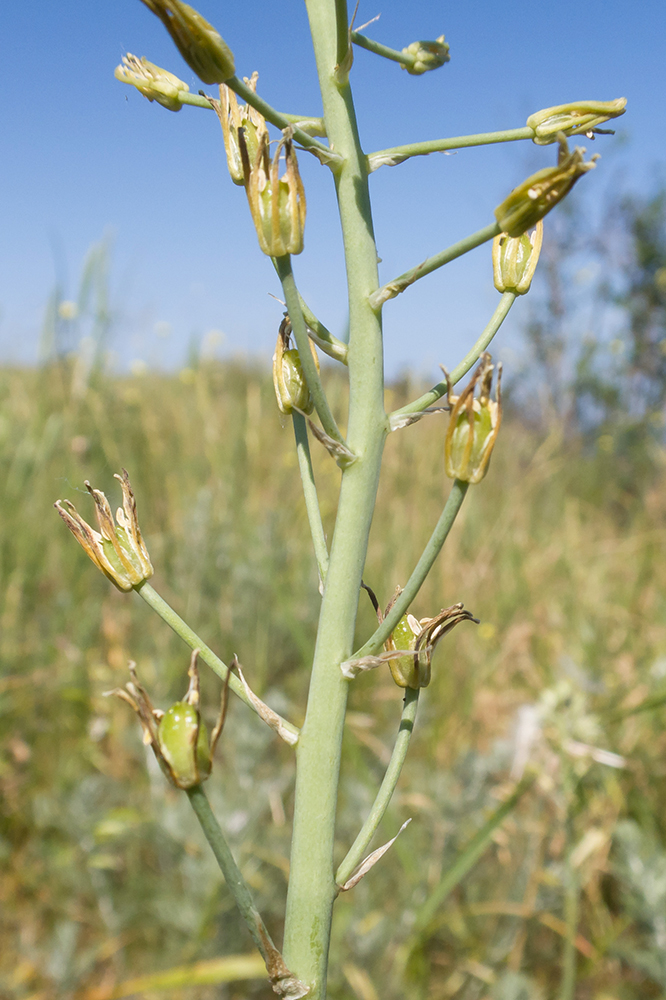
left=281, top=0, right=388, bottom=993
left=370, top=222, right=501, bottom=308
left=412, top=774, right=535, bottom=936
left=336, top=688, right=419, bottom=886
left=276, top=255, right=347, bottom=447
left=136, top=582, right=299, bottom=741
left=270, top=258, right=348, bottom=364
left=335, top=0, right=350, bottom=69
left=560, top=854, right=580, bottom=1000
left=186, top=785, right=295, bottom=987
left=353, top=480, right=468, bottom=660
left=391, top=291, right=516, bottom=418
left=292, top=411, right=330, bottom=584
left=350, top=31, right=418, bottom=70
left=367, top=127, right=534, bottom=171
left=175, top=90, right=325, bottom=134
left=226, top=76, right=339, bottom=164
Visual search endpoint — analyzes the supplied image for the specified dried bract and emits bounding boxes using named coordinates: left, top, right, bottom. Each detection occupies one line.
left=210, top=73, right=267, bottom=185
left=241, top=129, right=306, bottom=256
left=272, top=315, right=319, bottom=415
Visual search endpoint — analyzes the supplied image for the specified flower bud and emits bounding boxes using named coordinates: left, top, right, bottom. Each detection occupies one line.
left=386, top=605, right=479, bottom=689
left=55, top=470, right=153, bottom=591
left=492, top=221, right=543, bottom=295
left=114, top=53, right=189, bottom=112
left=209, top=74, right=267, bottom=185
left=401, top=35, right=450, bottom=75
left=273, top=317, right=320, bottom=414
left=242, top=130, right=306, bottom=257
left=445, top=353, right=502, bottom=484
left=139, top=0, right=235, bottom=84
left=108, top=653, right=226, bottom=790
left=495, top=134, right=599, bottom=238
left=527, top=98, right=626, bottom=146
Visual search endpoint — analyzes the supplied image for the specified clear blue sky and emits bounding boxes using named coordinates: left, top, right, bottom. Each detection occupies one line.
left=2, top=1, right=664, bottom=377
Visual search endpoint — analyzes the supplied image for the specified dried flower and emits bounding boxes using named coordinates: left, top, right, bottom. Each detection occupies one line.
left=492, top=221, right=543, bottom=295
left=241, top=129, right=306, bottom=257
left=401, top=36, right=450, bottom=75
left=444, top=353, right=502, bottom=484
left=139, top=0, right=235, bottom=84
left=385, top=605, right=478, bottom=688
left=54, top=470, right=153, bottom=592
left=114, top=53, right=190, bottom=112
left=273, top=315, right=319, bottom=414
left=495, top=134, right=599, bottom=237
left=108, top=652, right=227, bottom=789
left=527, top=98, right=626, bottom=145
left=209, top=73, right=267, bottom=185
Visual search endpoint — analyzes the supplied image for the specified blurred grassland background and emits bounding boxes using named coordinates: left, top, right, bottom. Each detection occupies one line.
left=2, top=191, right=666, bottom=1000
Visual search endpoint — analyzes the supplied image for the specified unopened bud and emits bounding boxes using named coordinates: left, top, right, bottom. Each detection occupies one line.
left=527, top=98, right=626, bottom=145
left=55, top=470, right=153, bottom=591
left=492, top=221, right=543, bottom=295
left=210, top=73, right=267, bottom=185
left=114, top=53, right=189, bottom=111
left=140, top=0, right=235, bottom=84
left=495, top=134, right=598, bottom=237
left=401, top=35, right=450, bottom=75
left=242, top=130, right=306, bottom=257
left=445, top=353, right=502, bottom=484
left=273, top=317, right=319, bottom=414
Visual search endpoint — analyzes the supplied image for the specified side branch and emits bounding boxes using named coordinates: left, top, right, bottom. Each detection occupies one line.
left=368, top=127, right=534, bottom=171
left=276, top=255, right=348, bottom=448
left=350, top=31, right=432, bottom=73
left=352, top=480, right=468, bottom=659
left=370, top=222, right=501, bottom=309
left=136, top=582, right=300, bottom=742
left=390, top=291, right=516, bottom=419
left=271, top=258, right=348, bottom=364
left=226, top=75, right=339, bottom=164
left=336, top=687, right=419, bottom=887
left=292, top=412, right=330, bottom=585
left=187, top=785, right=308, bottom=999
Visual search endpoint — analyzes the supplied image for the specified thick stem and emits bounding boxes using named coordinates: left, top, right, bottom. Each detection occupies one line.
left=281, top=1, right=387, bottom=994
left=276, top=256, right=346, bottom=446
left=560, top=853, right=579, bottom=1000
left=336, top=688, right=419, bottom=886
left=370, top=222, right=501, bottom=308
left=391, top=292, right=516, bottom=417
left=367, top=127, right=534, bottom=170
left=353, top=480, right=468, bottom=660
left=136, top=582, right=299, bottom=741
left=292, top=412, right=329, bottom=584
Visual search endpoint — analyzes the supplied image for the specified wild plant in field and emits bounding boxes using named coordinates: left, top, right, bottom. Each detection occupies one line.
left=56, top=2, right=625, bottom=995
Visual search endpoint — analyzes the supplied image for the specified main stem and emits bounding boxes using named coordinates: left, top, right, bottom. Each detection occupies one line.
left=281, top=1, right=387, bottom=994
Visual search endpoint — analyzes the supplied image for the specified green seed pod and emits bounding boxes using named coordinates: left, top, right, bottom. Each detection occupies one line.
left=157, top=702, right=211, bottom=789
left=492, top=221, right=543, bottom=295
left=140, top=0, right=235, bottom=85
left=273, top=318, right=319, bottom=415
left=387, top=614, right=429, bottom=689
left=445, top=354, right=502, bottom=485
left=494, top=134, right=598, bottom=238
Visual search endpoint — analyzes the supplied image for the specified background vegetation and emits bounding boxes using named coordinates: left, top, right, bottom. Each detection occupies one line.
left=2, top=190, right=666, bottom=1000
